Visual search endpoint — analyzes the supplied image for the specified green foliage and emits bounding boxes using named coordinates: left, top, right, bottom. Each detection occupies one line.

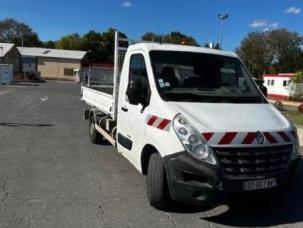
left=141, top=32, right=161, bottom=42
left=56, top=33, right=82, bottom=50
left=292, top=71, right=303, bottom=84
left=283, top=110, right=303, bottom=127
left=43, top=40, right=56, bottom=49
left=55, top=28, right=127, bottom=63
left=236, top=29, right=303, bottom=77
left=236, top=32, right=273, bottom=78
left=0, top=18, right=43, bottom=47
left=141, top=31, right=199, bottom=46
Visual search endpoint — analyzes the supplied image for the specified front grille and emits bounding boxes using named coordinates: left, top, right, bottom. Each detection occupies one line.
left=214, top=145, right=293, bottom=177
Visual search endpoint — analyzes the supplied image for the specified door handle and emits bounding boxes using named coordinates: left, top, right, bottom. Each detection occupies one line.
left=121, top=106, right=128, bottom=112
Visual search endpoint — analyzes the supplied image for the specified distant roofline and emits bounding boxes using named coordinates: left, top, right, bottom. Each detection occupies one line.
left=0, top=42, right=20, bottom=57
left=264, top=73, right=294, bottom=78
left=17, top=46, right=87, bottom=60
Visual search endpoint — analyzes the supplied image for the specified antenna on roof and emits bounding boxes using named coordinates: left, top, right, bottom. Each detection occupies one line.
left=151, top=0, right=161, bottom=44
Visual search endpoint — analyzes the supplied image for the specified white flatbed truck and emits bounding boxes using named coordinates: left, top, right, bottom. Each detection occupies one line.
left=81, top=31, right=300, bottom=208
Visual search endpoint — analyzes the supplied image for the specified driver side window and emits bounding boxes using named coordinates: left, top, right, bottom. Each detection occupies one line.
left=126, top=54, right=150, bottom=105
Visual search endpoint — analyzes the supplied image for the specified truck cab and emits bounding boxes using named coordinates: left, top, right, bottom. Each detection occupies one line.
left=82, top=38, right=300, bottom=209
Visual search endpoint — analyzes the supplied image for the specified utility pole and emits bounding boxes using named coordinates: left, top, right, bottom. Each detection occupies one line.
left=218, top=14, right=229, bottom=50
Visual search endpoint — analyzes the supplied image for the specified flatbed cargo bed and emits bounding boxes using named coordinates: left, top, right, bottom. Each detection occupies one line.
left=81, top=85, right=114, bottom=116
left=88, top=85, right=114, bottom=95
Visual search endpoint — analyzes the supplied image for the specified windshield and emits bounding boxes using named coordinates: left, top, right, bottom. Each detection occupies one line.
left=150, top=51, right=266, bottom=103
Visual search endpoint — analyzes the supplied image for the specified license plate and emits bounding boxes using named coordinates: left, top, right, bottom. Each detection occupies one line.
left=243, top=178, right=277, bottom=191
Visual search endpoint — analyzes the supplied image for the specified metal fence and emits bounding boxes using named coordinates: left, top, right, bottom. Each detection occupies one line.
left=288, top=83, right=303, bottom=99
left=80, top=67, right=114, bottom=86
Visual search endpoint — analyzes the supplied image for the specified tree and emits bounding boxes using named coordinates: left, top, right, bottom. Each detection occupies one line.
left=236, top=29, right=303, bottom=77
left=267, top=29, right=303, bottom=73
left=292, top=71, right=303, bottom=84
left=0, top=18, right=42, bottom=46
left=141, top=31, right=199, bottom=46
left=55, top=28, right=127, bottom=63
left=56, top=33, right=82, bottom=50
left=43, top=40, right=56, bottom=49
left=141, top=32, right=161, bottom=42
left=236, top=32, right=272, bottom=78
left=80, top=30, right=103, bottom=63
left=98, top=28, right=127, bottom=63
left=163, top=32, right=199, bottom=46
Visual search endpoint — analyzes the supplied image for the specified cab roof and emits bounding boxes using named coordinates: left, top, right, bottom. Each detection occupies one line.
left=127, top=42, right=238, bottom=58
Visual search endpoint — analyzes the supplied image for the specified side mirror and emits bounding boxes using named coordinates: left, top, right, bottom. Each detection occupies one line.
left=254, top=79, right=267, bottom=97
left=259, top=85, right=267, bottom=97
left=126, top=76, right=142, bottom=105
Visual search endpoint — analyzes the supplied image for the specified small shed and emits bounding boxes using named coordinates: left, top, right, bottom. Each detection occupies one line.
left=0, top=43, right=21, bottom=72
left=264, top=73, right=294, bottom=100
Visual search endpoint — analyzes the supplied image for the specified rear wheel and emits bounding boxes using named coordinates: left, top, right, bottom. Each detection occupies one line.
left=146, top=153, right=170, bottom=209
left=89, top=115, right=103, bottom=144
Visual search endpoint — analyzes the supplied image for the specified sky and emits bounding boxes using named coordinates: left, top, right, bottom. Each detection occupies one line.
left=0, top=0, right=302, bottom=51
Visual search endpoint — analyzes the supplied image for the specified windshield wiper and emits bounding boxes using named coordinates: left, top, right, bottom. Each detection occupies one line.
left=165, top=91, right=264, bottom=103
left=165, top=92, right=223, bottom=102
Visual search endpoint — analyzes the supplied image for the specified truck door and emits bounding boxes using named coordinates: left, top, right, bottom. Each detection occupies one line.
left=117, top=53, right=150, bottom=164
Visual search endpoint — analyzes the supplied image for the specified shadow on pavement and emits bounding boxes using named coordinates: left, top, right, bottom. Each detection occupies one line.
left=201, top=157, right=303, bottom=227
left=0, top=122, right=55, bottom=127
left=161, top=203, right=216, bottom=214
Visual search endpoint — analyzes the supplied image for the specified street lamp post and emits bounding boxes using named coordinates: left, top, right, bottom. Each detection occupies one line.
left=218, top=14, right=229, bottom=50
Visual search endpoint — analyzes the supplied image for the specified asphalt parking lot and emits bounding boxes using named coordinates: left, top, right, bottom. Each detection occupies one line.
left=0, top=81, right=303, bottom=228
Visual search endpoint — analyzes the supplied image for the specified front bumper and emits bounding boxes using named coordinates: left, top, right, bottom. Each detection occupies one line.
left=164, top=152, right=300, bottom=205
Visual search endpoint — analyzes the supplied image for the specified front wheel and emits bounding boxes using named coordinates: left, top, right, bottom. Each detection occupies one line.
left=146, top=153, right=170, bottom=209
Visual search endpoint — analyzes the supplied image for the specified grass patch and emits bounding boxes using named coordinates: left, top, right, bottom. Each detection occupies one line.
left=283, top=111, right=303, bottom=127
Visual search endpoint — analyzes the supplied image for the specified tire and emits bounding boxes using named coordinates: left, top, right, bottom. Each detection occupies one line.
left=146, top=153, right=170, bottom=209
left=89, top=115, right=102, bottom=144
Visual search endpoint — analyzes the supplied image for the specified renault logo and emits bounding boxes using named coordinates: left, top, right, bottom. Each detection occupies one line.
left=256, top=131, right=265, bottom=144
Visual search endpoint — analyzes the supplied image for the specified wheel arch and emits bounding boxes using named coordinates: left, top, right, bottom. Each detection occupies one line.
left=141, top=144, right=160, bottom=175
left=89, top=108, right=97, bottom=121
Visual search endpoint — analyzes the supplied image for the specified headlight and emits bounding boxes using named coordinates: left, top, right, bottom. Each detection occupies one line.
left=173, top=113, right=217, bottom=165
left=292, top=131, right=300, bottom=160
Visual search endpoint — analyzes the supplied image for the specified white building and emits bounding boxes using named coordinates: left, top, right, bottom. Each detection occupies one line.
left=264, top=73, right=294, bottom=100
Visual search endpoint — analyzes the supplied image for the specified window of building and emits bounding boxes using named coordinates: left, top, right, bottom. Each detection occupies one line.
left=64, top=68, right=74, bottom=76
left=267, top=80, right=270, bottom=86
left=271, top=79, right=274, bottom=86
left=283, top=80, right=287, bottom=87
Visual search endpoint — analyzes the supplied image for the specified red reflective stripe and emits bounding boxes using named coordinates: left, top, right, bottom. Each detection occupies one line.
left=242, top=132, right=256, bottom=144
left=202, top=133, right=214, bottom=141
left=157, top=119, right=171, bottom=130
left=147, top=116, right=157, bottom=126
left=219, top=132, right=237, bottom=145
left=264, top=132, right=277, bottom=143
left=278, top=131, right=291, bottom=142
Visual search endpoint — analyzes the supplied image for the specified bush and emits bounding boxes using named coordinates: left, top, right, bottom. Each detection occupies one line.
left=292, top=71, right=303, bottom=84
